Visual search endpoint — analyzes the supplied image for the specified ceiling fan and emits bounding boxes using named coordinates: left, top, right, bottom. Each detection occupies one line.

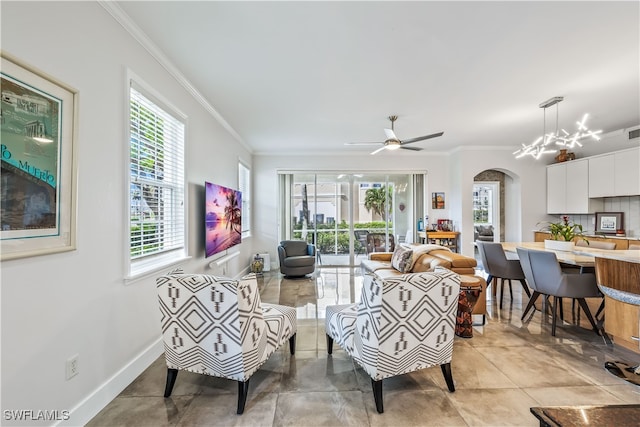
left=345, top=115, right=444, bottom=155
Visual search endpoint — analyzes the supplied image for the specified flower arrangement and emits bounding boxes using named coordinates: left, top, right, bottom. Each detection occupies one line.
left=538, top=215, right=588, bottom=243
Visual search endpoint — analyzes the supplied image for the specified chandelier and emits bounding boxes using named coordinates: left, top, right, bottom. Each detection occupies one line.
left=514, top=96, right=603, bottom=160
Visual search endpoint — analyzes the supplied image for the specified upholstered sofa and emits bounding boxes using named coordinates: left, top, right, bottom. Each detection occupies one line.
left=360, top=244, right=487, bottom=318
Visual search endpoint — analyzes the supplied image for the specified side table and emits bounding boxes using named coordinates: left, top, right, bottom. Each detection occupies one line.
left=456, top=275, right=483, bottom=338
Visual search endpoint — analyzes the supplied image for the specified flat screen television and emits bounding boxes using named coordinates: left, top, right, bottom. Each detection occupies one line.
left=205, top=181, right=242, bottom=258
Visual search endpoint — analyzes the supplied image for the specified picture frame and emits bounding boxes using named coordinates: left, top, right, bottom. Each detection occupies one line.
left=1, top=53, right=78, bottom=260
left=432, top=192, right=445, bottom=209
left=595, top=212, right=623, bottom=235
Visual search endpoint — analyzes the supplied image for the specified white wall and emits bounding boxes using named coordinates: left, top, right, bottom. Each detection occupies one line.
left=1, top=3, right=252, bottom=425
left=253, top=148, right=549, bottom=261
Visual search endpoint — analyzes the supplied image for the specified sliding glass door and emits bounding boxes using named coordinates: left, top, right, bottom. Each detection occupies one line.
left=281, top=172, right=420, bottom=267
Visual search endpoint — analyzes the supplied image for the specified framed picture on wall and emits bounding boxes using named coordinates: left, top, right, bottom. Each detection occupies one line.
left=595, top=212, right=623, bottom=234
left=432, top=192, right=445, bottom=209
left=1, top=53, right=78, bottom=260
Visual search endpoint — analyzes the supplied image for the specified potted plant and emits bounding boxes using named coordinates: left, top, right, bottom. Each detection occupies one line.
left=537, top=215, right=588, bottom=251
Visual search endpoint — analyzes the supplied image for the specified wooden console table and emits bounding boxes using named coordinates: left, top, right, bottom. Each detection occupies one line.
left=417, top=231, right=459, bottom=253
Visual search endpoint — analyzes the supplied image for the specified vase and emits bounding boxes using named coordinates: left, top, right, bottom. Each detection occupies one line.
left=555, top=149, right=568, bottom=163
left=544, top=239, right=575, bottom=252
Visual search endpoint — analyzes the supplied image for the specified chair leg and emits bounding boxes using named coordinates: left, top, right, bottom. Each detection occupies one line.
left=551, top=296, right=559, bottom=336
left=441, top=362, right=455, bottom=392
left=559, top=297, right=564, bottom=321
left=326, top=334, right=334, bottom=355
left=164, top=368, right=178, bottom=398
left=499, top=278, right=505, bottom=309
left=519, top=279, right=531, bottom=297
left=576, top=298, right=599, bottom=334
left=595, top=299, right=605, bottom=319
left=371, top=379, right=384, bottom=413
left=521, top=291, right=541, bottom=320
left=237, top=380, right=250, bottom=414
left=486, top=275, right=494, bottom=297
left=289, top=333, right=296, bottom=355
left=508, top=279, right=513, bottom=301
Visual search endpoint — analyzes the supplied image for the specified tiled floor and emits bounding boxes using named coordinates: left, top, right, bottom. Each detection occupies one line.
left=88, top=268, right=640, bottom=426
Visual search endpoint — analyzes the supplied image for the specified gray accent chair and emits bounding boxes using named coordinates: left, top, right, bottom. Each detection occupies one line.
left=278, top=240, right=316, bottom=277
left=476, top=241, right=531, bottom=309
left=516, top=247, right=601, bottom=336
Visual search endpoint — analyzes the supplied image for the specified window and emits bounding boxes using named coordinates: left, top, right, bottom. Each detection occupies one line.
left=127, top=81, right=186, bottom=278
left=239, top=161, right=251, bottom=235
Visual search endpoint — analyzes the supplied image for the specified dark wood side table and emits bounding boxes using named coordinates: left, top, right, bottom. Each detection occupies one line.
left=531, top=404, right=640, bottom=427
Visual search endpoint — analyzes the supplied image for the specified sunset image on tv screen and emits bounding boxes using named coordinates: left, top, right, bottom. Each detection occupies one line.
left=205, top=182, right=242, bottom=257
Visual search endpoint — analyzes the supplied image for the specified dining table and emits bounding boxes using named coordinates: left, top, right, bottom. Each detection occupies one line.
left=500, top=241, right=640, bottom=271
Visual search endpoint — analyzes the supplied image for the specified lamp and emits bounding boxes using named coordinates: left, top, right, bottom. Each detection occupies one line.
left=514, top=96, right=602, bottom=160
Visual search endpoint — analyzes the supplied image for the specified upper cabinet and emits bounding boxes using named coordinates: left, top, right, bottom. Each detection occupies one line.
left=589, top=147, right=640, bottom=197
left=547, top=158, right=603, bottom=213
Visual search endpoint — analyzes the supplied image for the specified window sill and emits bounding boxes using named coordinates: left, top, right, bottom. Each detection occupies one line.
left=125, top=254, right=191, bottom=285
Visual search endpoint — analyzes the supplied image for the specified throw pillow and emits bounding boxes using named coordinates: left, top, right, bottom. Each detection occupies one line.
left=391, top=244, right=414, bottom=273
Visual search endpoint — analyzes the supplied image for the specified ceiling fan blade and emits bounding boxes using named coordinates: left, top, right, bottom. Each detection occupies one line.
left=344, top=142, right=383, bottom=146
left=400, top=132, right=444, bottom=145
left=400, top=146, right=423, bottom=151
left=384, top=128, right=398, bottom=141
left=370, top=146, right=387, bottom=155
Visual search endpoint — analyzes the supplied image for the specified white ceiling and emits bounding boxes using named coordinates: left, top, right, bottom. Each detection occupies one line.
left=115, top=1, right=640, bottom=157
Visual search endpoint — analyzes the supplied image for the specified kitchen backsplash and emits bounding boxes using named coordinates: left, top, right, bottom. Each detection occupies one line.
left=569, top=196, right=640, bottom=237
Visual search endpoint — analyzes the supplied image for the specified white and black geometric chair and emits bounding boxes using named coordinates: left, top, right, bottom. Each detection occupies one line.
left=156, top=270, right=297, bottom=414
left=325, top=269, right=461, bottom=413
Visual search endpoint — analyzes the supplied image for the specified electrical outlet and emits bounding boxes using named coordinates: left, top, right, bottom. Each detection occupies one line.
left=66, top=354, right=79, bottom=380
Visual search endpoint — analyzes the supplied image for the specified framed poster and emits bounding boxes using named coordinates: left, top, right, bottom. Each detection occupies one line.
left=595, top=212, right=623, bottom=235
left=1, top=54, right=78, bottom=260
left=432, top=192, right=445, bottom=209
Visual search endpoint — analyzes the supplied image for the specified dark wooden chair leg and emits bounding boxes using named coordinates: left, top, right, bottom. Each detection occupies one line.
left=508, top=279, right=513, bottom=301
left=371, top=379, right=384, bottom=413
left=519, top=279, right=531, bottom=297
left=551, top=296, right=559, bottom=336
left=521, top=291, right=541, bottom=320
left=576, top=298, right=599, bottom=334
left=441, top=363, right=455, bottom=392
left=164, top=368, right=178, bottom=398
left=559, top=297, right=564, bottom=321
left=237, top=380, right=250, bottom=414
left=499, top=278, right=505, bottom=309
left=289, top=333, right=296, bottom=355
left=326, top=334, right=334, bottom=355
left=595, top=299, right=605, bottom=319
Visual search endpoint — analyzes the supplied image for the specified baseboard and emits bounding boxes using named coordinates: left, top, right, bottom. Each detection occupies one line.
left=54, top=338, right=164, bottom=427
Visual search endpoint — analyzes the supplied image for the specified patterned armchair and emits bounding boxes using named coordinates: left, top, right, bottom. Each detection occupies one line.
left=157, top=270, right=297, bottom=414
left=325, top=269, right=460, bottom=413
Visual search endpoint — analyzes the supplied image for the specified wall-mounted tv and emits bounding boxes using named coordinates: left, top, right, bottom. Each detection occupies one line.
left=205, top=181, right=242, bottom=258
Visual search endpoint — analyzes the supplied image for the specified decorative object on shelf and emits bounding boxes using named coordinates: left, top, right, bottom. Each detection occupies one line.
left=537, top=215, right=588, bottom=250
left=595, top=212, right=624, bottom=235
left=555, top=149, right=575, bottom=163
left=251, top=254, right=264, bottom=274
left=513, top=96, right=602, bottom=160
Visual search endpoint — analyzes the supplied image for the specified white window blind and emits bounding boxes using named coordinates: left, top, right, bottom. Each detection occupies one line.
left=239, top=161, right=251, bottom=234
left=128, top=84, right=185, bottom=275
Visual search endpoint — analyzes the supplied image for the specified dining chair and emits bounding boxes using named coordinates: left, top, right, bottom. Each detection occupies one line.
left=476, top=242, right=531, bottom=309
left=576, top=240, right=616, bottom=250
left=516, top=248, right=601, bottom=336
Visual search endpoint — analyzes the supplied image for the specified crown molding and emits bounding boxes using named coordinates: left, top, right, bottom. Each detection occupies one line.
left=98, top=1, right=252, bottom=153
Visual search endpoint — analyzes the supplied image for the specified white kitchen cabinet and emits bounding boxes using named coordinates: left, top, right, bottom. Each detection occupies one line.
left=614, top=147, right=640, bottom=196
left=588, top=154, right=614, bottom=197
left=589, top=147, right=640, bottom=197
left=547, top=159, right=603, bottom=214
